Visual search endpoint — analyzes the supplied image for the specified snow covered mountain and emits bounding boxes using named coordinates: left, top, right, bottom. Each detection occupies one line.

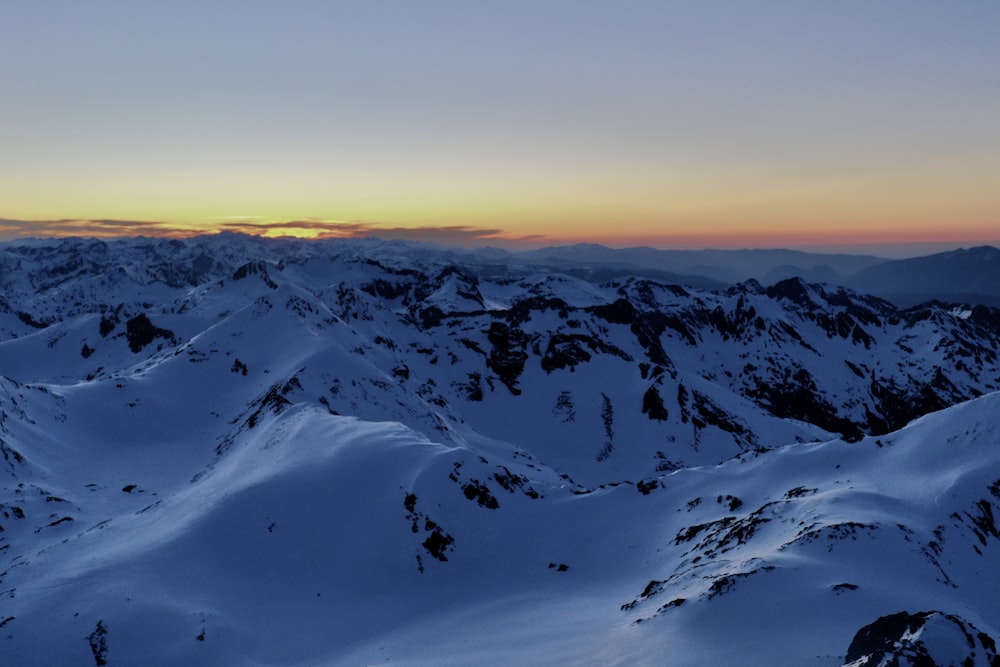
left=1, top=234, right=999, bottom=665
left=452, top=243, right=1000, bottom=308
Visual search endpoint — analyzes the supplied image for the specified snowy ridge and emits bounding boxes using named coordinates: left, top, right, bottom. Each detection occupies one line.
left=1, top=235, right=999, bottom=665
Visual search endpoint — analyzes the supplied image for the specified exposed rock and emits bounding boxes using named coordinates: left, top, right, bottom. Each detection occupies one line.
left=641, top=385, right=669, bottom=421
left=843, top=611, right=1000, bottom=667
left=486, top=322, right=530, bottom=395
left=232, top=260, right=278, bottom=288
left=87, top=620, right=108, bottom=666
left=125, top=314, right=176, bottom=353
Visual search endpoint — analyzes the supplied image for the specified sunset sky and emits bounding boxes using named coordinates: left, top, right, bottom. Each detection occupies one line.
left=1, top=2, right=998, bottom=253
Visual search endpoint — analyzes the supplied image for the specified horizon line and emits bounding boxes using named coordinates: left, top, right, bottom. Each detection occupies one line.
left=1, top=216, right=998, bottom=259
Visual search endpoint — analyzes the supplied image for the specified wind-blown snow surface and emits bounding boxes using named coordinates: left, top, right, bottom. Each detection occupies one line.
left=1, top=235, right=999, bottom=665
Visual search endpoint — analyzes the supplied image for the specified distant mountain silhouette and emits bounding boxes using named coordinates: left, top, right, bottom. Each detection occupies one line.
left=847, top=246, right=1000, bottom=307
left=512, top=244, right=1000, bottom=308
left=513, top=245, right=886, bottom=284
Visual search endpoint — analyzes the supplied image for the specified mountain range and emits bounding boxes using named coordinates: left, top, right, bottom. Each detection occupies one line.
left=1, top=234, right=999, bottom=665
left=483, top=243, right=1000, bottom=307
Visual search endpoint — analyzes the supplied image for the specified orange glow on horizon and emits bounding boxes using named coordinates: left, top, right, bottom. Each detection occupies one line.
left=2, top=215, right=997, bottom=256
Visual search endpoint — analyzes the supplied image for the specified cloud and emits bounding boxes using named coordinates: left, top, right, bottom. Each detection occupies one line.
left=0, top=217, right=547, bottom=247
left=216, top=220, right=372, bottom=236
left=217, top=219, right=545, bottom=246
left=367, top=225, right=547, bottom=247
left=0, top=217, right=200, bottom=239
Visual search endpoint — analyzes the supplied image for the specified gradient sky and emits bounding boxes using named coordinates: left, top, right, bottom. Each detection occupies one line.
left=1, top=1, right=998, bottom=252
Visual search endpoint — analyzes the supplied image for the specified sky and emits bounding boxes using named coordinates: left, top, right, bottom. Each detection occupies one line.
left=1, top=1, right=998, bottom=254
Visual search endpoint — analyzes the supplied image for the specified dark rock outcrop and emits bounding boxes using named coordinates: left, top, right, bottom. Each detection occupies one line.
left=843, top=611, right=1000, bottom=667
left=125, top=314, right=176, bottom=353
